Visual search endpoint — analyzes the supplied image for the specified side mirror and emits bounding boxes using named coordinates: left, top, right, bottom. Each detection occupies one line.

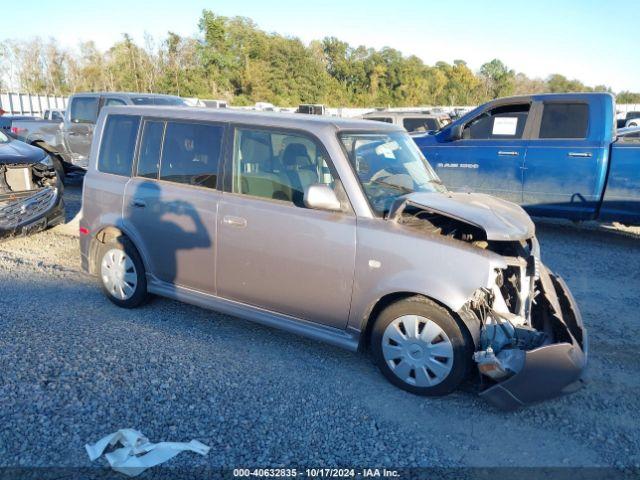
left=449, top=124, right=463, bottom=141
left=304, top=184, right=342, bottom=212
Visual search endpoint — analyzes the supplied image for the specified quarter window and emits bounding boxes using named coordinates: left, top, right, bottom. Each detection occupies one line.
left=137, top=121, right=165, bottom=179
left=539, top=103, right=589, bottom=139
left=463, top=104, right=530, bottom=140
left=159, top=121, right=223, bottom=189
left=233, top=128, right=336, bottom=207
left=98, top=115, right=140, bottom=176
left=70, top=97, right=99, bottom=123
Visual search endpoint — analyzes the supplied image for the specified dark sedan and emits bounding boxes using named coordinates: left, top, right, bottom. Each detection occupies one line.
left=0, top=130, right=64, bottom=240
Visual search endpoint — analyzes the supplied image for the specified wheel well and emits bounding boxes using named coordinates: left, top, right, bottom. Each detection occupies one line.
left=359, top=292, right=477, bottom=352
left=88, top=227, right=127, bottom=274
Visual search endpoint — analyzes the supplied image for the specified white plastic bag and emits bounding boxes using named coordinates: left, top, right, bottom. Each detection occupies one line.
left=85, top=428, right=210, bottom=477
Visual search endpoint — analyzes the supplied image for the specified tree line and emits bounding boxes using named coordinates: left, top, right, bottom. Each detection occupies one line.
left=1, top=9, right=639, bottom=106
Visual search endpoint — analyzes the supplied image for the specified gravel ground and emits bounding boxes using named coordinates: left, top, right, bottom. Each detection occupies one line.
left=0, top=182, right=639, bottom=477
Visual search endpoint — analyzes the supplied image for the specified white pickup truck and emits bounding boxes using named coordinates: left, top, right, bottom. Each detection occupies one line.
left=11, top=92, right=188, bottom=176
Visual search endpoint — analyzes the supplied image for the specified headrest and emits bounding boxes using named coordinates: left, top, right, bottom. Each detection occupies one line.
left=282, top=143, right=311, bottom=168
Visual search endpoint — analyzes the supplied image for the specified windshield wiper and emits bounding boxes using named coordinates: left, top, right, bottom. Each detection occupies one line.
left=371, top=178, right=414, bottom=194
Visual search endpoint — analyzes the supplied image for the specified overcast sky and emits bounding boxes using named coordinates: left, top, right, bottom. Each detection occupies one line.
left=4, top=0, right=638, bottom=92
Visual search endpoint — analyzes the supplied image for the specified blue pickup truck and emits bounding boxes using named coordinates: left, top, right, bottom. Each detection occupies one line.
left=414, top=93, right=640, bottom=224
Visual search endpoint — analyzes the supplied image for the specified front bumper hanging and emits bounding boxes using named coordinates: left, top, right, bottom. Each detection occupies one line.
left=479, top=265, right=588, bottom=411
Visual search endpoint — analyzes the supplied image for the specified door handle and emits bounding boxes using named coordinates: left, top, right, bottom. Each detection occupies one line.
left=498, top=151, right=519, bottom=156
left=568, top=152, right=592, bottom=158
left=223, top=215, right=247, bottom=228
left=130, top=199, right=146, bottom=208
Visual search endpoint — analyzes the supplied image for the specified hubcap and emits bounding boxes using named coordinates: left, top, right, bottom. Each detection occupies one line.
left=382, top=315, right=454, bottom=387
left=101, top=249, right=137, bottom=300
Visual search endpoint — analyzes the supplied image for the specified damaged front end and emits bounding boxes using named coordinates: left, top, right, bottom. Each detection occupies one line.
left=0, top=160, right=64, bottom=240
left=391, top=193, right=587, bottom=410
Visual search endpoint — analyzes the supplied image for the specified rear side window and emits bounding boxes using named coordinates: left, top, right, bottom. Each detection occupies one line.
left=98, top=115, right=140, bottom=176
left=463, top=104, right=530, bottom=140
left=160, top=121, right=223, bottom=189
left=70, top=97, right=99, bottom=123
left=539, top=103, right=589, bottom=139
left=137, top=121, right=165, bottom=179
left=402, top=117, right=439, bottom=132
left=367, top=117, right=393, bottom=124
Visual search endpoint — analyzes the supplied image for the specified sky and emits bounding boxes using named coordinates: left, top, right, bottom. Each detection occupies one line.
left=3, top=0, right=638, bottom=92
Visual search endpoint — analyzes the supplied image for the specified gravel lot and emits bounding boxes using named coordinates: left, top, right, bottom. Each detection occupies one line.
left=0, top=181, right=639, bottom=477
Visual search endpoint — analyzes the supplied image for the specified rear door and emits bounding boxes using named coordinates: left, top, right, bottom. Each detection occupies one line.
left=600, top=131, right=640, bottom=223
left=122, top=119, right=224, bottom=294
left=523, top=101, right=603, bottom=218
left=432, top=103, right=530, bottom=203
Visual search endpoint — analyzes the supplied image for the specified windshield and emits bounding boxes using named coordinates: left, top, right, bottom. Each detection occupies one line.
left=340, top=131, right=446, bottom=216
left=131, top=96, right=188, bottom=106
left=0, top=131, right=10, bottom=144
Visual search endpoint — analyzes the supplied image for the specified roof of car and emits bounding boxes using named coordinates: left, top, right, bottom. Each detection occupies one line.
left=103, top=105, right=405, bottom=132
left=72, top=92, right=183, bottom=98
left=617, top=126, right=640, bottom=136
left=363, top=111, right=441, bottom=118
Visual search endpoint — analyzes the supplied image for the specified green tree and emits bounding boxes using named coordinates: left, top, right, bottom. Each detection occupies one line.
left=479, top=58, right=515, bottom=98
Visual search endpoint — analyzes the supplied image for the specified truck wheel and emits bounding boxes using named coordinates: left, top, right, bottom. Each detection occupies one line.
left=371, top=296, right=473, bottom=396
left=97, top=237, right=148, bottom=308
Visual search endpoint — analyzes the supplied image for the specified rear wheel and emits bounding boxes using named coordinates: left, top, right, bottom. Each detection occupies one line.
left=371, top=296, right=473, bottom=396
left=97, top=237, right=148, bottom=308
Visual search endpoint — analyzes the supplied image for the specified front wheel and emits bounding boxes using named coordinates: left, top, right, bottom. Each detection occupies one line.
left=97, top=237, right=148, bottom=308
left=371, top=296, right=473, bottom=396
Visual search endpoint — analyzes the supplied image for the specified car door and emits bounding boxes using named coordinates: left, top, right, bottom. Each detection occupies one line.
left=523, top=101, right=603, bottom=218
left=122, top=119, right=223, bottom=294
left=432, top=103, right=530, bottom=203
left=600, top=130, right=640, bottom=223
left=64, top=95, right=100, bottom=165
left=216, top=126, right=356, bottom=330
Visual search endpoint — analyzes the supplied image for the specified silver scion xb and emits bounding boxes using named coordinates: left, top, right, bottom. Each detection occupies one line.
left=80, top=107, right=587, bottom=410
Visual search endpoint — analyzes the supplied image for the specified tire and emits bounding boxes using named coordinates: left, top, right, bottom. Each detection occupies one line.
left=97, top=236, right=148, bottom=308
left=371, top=296, right=473, bottom=396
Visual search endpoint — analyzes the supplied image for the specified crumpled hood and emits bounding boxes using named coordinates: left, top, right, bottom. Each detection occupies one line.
left=0, top=139, right=46, bottom=165
left=394, top=191, right=535, bottom=241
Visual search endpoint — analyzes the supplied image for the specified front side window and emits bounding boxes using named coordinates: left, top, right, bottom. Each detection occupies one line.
left=539, top=103, right=589, bottom=139
left=160, top=121, right=223, bottom=189
left=340, top=131, right=446, bottom=216
left=70, top=97, right=99, bottom=124
left=402, top=117, right=440, bottom=133
left=233, top=128, right=336, bottom=207
left=0, top=130, right=10, bottom=144
left=98, top=115, right=140, bottom=176
left=463, top=104, right=530, bottom=140
left=137, top=121, right=165, bottom=179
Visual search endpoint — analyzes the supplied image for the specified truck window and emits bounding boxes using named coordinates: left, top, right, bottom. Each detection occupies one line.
left=160, top=121, right=223, bottom=189
left=367, top=117, right=393, bottom=124
left=539, top=103, right=589, bottom=139
left=98, top=115, right=140, bottom=176
left=137, top=121, right=165, bottom=179
left=104, top=98, right=127, bottom=106
left=402, top=117, right=439, bottom=132
left=70, top=97, right=99, bottom=124
left=463, top=104, right=530, bottom=140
